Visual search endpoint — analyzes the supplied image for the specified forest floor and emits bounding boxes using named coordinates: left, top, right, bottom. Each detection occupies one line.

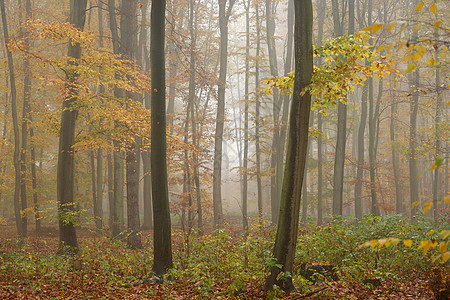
left=0, top=221, right=446, bottom=299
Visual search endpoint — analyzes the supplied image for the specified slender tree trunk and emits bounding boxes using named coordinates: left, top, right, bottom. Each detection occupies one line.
left=301, top=111, right=313, bottom=223
left=264, top=0, right=312, bottom=291
left=242, top=0, right=250, bottom=232
left=56, top=0, right=88, bottom=254
left=107, top=152, right=114, bottom=229
left=19, top=0, right=33, bottom=238
left=1, top=0, right=22, bottom=239
left=266, top=0, right=281, bottom=224
left=432, top=24, right=442, bottom=220
left=316, top=0, right=325, bottom=225
left=255, top=3, right=263, bottom=223
left=138, top=1, right=153, bottom=231
left=187, top=0, right=202, bottom=233
left=108, top=0, right=124, bottom=240
left=331, top=0, right=346, bottom=216
left=213, top=0, right=236, bottom=229
left=355, top=83, right=368, bottom=218
left=151, top=0, right=173, bottom=276
left=409, top=68, right=420, bottom=217
left=29, top=128, right=41, bottom=233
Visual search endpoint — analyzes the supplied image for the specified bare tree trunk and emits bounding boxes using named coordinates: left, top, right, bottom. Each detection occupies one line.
left=255, top=3, right=263, bottom=223
left=56, top=0, right=88, bottom=254
left=264, top=0, right=313, bottom=291
left=121, top=0, right=143, bottom=249
left=1, top=0, right=23, bottom=239
left=331, top=0, right=346, bottom=216
left=266, top=0, right=281, bottom=224
left=151, top=0, right=173, bottom=276
left=213, top=0, right=236, bottom=229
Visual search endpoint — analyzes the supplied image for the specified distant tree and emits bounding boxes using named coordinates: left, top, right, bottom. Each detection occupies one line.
left=0, top=0, right=23, bottom=239
left=264, top=0, right=313, bottom=292
left=56, top=0, right=88, bottom=254
left=213, top=0, right=236, bottom=229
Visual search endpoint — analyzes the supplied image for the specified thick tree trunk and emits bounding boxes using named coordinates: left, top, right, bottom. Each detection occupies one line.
left=264, top=0, right=312, bottom=291
left=390, top=95, right=402, bottom=214
left=56, top=0, right=87, bottom=254
left=151, top=0, right=173, bottom=276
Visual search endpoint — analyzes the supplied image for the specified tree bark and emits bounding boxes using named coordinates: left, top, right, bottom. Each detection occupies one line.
left=255, top=3, right=263, bottom=224
left=151, top=0, right=173, bottom=276
left=56, top=0, right=87, bottom=254
left=264, top=0, right=312, bottom=291
left=331, top=0, right=346, bottom=217
left=1, top=0, right=23, bottom=239
left=121, top=0, right=143, bottom=250
left=213, top=0, right=236, bottom=229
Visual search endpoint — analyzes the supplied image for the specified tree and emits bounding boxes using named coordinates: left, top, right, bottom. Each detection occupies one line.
left=332, top=0, right=346, bottom=217
left=56, top=0, right=87, bottom=254
left=0, top=0, right=22, bottom=239
left=213, top=0, right=236, bottom=229
left=264, top=0, right=313, bottom=291
left=151, top=0, right=173, bottom=276
left=121, top=0, right=143, bottom=250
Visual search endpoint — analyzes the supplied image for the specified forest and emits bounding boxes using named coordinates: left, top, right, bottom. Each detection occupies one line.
left=0, top=0, right=448, bottom=299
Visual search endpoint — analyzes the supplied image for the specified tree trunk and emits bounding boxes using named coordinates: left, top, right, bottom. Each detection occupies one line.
left=108, top=0, right=124, bottom=240
left=121, top=0, right=142, bottom=250
left=255, top=3, right=263, bottom=223
left=355, top=83, right=368, bottom=218
left=266, top=0, right=281, bottom=224
left=331, top=0, right=346, bottom=217
left=213, top=0, right=236, bottom=229
left=242, top=0, right=250, bottom=233
left=409, top=69, right=420, bottom=217
left=316, top=0, right=325, bottom=225
left=264, top=0, right=313, bottom=291
left=56, top=0, right=87, bottom=254
left=151, top=0, right=173, bottom=276
left=18, top=0, right=33, bottom=238
left=1, top=0, right=23, bottom=239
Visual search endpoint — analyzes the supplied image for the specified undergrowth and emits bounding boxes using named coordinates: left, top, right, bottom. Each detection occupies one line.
left=0, top=214, right=447, bottom=299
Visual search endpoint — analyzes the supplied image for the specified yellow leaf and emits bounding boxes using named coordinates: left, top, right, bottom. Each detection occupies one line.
left=378, top=238, right=388, bottom=247
left=424, top=202, right=433, bottom=214
left=444, top=196, right=450, bottom=204
left=390, top=238, right=400, bottom=246
left=427, top=229, right=437, bottom=236
left=377, top=45, right=386, bottom=52
left=439, top=241, right=448, bottom=254
left=415, top=2, right=424, bottom=12
left=413, top=24, right=421, bottom=33
left=417, top=45, right=426, bottom=56
left=441, top=230, right=450, bottom=240
left=386, top=22, right=397, bottom=32
left=430, top=3, right=437, bottom=15
left=427, top=58, right=437, bottom=66
left=405, top=64, right=416, bottom=74
left=418, top=240, right=428, bottom=250
left=404, top=239, right=413, bottom=247
left=370, top=240, right=378, bottom=248
left=411, top=201, right=420, bottom=208
left=398, top=40, right=407, bottom=51
left=372, top=23, right=384, bottom=33
left=431, top=163, right=438, bottom=170
left=443, top=252, right=450, bottom=262
left=434, top=20, right=441, bottom=29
